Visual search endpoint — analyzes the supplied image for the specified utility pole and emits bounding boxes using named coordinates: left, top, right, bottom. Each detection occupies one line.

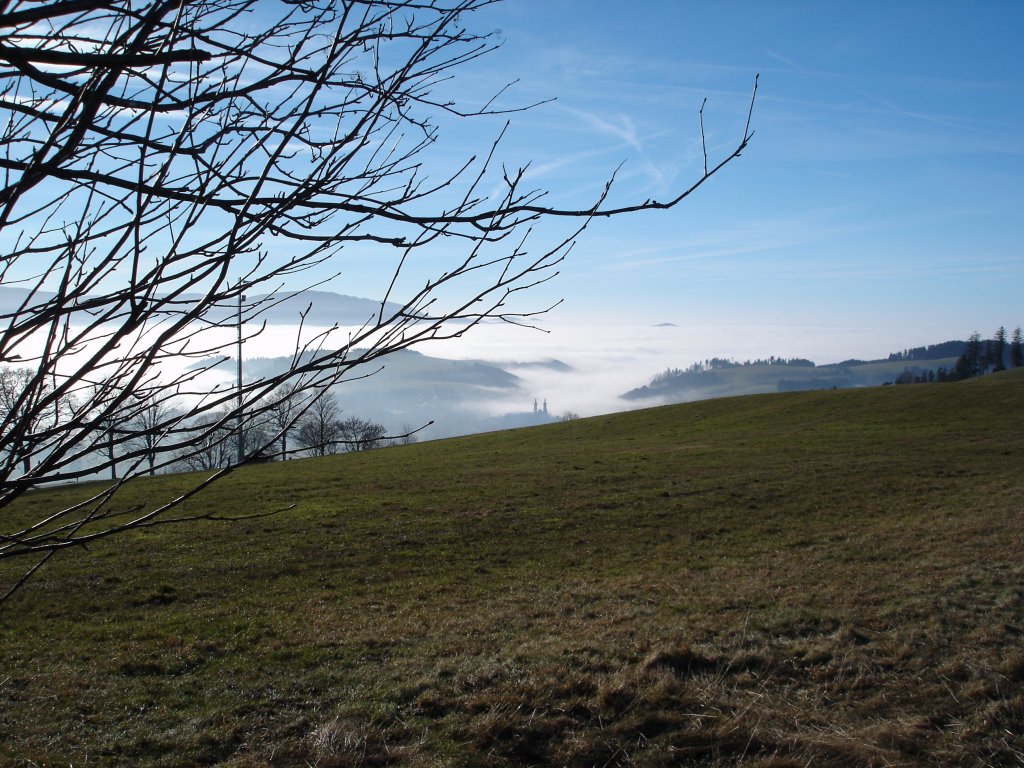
left=236, top=287, right=245, bottom=464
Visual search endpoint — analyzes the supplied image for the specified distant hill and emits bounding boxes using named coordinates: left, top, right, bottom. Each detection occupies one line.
left=0, top=286, right=56, bottom=315
left=0, top=285, right=558, bottom=438
left=494, top=358, right=574, bottom=373
left=235, top=348, right=555, bottom=439
left=884, top=340, right=966, bottom=362
left=621, top=343, right=970, bottom=404
left=0, top=286, right=407, bottom=327
left=232, top=290, right=409, bottom=327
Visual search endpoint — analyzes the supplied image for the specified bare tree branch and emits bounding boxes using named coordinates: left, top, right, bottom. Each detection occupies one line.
left=0, top=0, right=755, bottom=601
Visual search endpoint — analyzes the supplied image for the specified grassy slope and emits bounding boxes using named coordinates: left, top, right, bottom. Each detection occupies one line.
left=1, top=372, right=1023, bottom=767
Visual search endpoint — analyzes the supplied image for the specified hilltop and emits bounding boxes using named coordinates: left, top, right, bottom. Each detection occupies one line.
left=242, top=348, right=561, bottom=438
left=2, top=371, right=1023, bottom=766
left=622, top=342, right=970, bottom=403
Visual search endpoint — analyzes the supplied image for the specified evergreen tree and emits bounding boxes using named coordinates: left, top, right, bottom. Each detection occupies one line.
left=992, top=326, right=1007, bottom=372
left=954, top=332, right=982, bottom=379
left=1012, top=327, right=1024, bottom=368
left=966, top=332, right=983, bottom=376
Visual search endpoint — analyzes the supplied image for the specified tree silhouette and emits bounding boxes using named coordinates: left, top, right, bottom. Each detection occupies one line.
left=954, top=332, right=983, bottom=379
left=264, top=383, right=309, bottom=461
left=991, top=327, right=1007, bottom=372
left=337, top=415, right=387, bottom=452
left=296, top=391, right=343, bottom=458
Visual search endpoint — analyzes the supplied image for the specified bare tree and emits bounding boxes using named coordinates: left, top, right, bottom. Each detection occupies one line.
left=85, top=379, right=127, bottom=480
left=337, top=415, right=387, bottom=452
left=175, top=411, right=234, bottom=472
left=393, top=423, right=420, bottom=447
left=296, top=390, right=343, bottom=457
left=0, top=0, right=755, bottom=599
left=124, top=392, right=177, bottom=476
left=265, top=383, right=309, bottom=460
left=0, top=367, right=45, bottom=474
left=0, top=366, right=76, bottom=475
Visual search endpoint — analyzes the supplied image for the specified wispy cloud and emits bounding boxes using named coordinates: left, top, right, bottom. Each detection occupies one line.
left=600, top=207, right=861, bottom=271
left=556, top=105, right=644, bottom=153
left=549, top=104, right=690, bottom=194
left=761, top=49, right=805, bottom=72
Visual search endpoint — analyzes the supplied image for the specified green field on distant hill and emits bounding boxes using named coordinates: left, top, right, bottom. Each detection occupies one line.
left=2, top=371, right=1023, bottom=767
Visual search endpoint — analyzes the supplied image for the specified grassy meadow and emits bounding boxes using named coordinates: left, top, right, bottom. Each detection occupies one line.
left=2, top=372, right=1023, bottom=767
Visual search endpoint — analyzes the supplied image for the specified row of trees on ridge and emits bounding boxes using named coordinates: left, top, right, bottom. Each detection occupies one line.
left=894, top=326, right=1022, bottom=384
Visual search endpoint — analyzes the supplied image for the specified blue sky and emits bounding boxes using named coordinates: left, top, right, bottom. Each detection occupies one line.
left=344, top=0, right=1022, bottom=366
